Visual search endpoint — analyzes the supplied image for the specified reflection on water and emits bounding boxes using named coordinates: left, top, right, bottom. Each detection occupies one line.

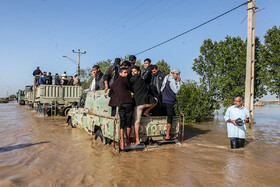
left=0, top=102, right=279, bottom=186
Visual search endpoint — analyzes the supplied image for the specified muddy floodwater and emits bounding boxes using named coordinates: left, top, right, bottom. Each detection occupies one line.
left=0, top=102, right=279, bottom=186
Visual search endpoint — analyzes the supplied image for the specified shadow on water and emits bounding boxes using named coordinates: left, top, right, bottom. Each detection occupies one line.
left=0, top=141, right=50, bottom=153
left=179, top=124, right=211, bottom=141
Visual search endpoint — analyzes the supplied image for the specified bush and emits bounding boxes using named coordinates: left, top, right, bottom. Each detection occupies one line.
left=176, top=80, right=220, bottom=123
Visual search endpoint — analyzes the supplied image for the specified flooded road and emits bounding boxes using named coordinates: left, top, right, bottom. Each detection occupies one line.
left=0, top=102, right=279, bottom=186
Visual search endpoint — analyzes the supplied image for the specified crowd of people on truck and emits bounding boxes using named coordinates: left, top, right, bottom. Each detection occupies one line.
left=87, top=55, right=182, bottom=150
left=32, top=67, right=81, bottom=86
left=32, top=56, right=250, bottom=150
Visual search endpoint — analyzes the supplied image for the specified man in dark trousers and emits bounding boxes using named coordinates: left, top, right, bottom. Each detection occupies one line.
left=109, top=68, right=133, bottom=150
left=130, top=66, right=157, bottom=145
left=92, top=65, right=105, bottom=90
left=161, top=68, right=182, bottom=140
left=150, top=65, right=166, bottom=115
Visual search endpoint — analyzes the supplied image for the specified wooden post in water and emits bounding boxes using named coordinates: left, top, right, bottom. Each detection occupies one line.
left=245, top=0, right=256, bottom=127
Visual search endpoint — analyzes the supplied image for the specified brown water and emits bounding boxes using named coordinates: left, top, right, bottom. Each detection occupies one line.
left=0, top=102, right=279, bottom=186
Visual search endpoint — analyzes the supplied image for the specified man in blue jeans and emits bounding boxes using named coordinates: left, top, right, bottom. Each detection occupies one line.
left=224, top=95, right=249, bottom=149
left=161, top=68, right=182, bottom=140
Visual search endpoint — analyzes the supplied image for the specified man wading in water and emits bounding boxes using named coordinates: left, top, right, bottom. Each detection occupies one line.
left=224, top=95, right=249, bottom=149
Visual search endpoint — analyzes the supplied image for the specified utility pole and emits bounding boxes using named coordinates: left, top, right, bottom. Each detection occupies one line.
left=72, top=49, right=86, bottom=77
left=245, top=0, right=256, bottom=126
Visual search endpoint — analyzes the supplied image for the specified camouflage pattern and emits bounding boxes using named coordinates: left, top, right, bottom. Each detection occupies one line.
left=68, top=90, right=181, bottom=142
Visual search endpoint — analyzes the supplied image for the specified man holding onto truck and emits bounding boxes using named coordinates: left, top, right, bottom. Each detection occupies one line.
left=109, top=68, right=133, bottom=150
left=161, top=68, right=182, bottom=140
left=130, top=66, right=157, bottom=145
left=92, top=65, right=105, bottom=90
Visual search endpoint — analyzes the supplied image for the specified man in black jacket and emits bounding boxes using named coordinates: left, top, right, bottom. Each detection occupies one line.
left=109, top=68, right=133, bottom=150
left=33, top=66, right=42, bottom=86
left=104, top=58, right=120, bottom=93
left=130, top=66, right=157, bottom=145
left=150, top=65, right=166, bottom=116
left=92, top=65, right=105, bottom=90
left=141, top=58, right=153, bottom=85
left=54, top=73, right=61, bottom=85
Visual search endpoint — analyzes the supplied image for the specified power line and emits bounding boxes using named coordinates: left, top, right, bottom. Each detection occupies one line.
left=135, top=1, right=251, bottom=56
left=86, top=0, right=185, bottom=51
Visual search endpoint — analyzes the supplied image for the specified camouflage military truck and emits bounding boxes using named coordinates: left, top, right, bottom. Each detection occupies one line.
left=24, top=85, right=33, bottom=108
left=67, top=90, right=184, bottom=151
left=17, top=90, right=25, bottom=105
left=33, top=76, right=83, bottom=116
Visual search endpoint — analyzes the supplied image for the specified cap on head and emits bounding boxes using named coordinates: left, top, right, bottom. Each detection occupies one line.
left=129, top=55, right=136, bottom=62
left=171, top=68, right=180, bottom=75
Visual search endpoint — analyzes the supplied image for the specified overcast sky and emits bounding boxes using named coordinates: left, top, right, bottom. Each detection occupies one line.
left=0, top=0, right=279, bottom=100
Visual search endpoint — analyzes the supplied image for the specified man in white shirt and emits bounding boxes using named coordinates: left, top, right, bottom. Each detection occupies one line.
left=224, top=95, right=249, bottom=149
left=89, top=70, right=96, bottom=91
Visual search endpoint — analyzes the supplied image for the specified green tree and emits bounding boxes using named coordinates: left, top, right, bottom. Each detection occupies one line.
left=192, top=36, right=266, bottom=107
left=259, top=26, right=280, bottom=98
left=97, top=59, right=112, bottom=73
left=156, top=59, right=170, bottom=75
left=176, top=80, right=219, bottom=123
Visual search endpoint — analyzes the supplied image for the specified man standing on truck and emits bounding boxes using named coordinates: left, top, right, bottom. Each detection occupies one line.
left=150, top=65, right=166, bottom=116
left=109, top=68, right=133, bottom=150
left=92, top=65, right=105, bottom=90
left=38, top=72, right=47, bottom=85
left=103, top=58, right=121, bottom=93
left=73, top=74, right=81, bottom=86
left=141, top=58, right=153, bottom=85
left=33, top=66, right=42, bottom=86
left=55, top=73, right=61, bottom=85
left=89, top=70, right=96, bottom=91
left=130, top=66, right=157, bottom=145
left=127, top=55, right=137, bottom=79
left=161, top=68, right=182, bottom=140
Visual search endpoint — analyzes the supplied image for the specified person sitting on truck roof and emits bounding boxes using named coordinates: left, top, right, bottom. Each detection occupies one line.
left=92, top=65, right=105, bottom=90
left=103, top=58, right=121, bottom=93
left=130, top=66, right=157, bottom=145
left=38, top=72, right=47, bottom=85
left=55, top=73, right=61, bottom=85
left=73, top=74, right=81, bottom=86
left=109, top=68, right=133, bottom=150
left=161, top=68, right=182, bottom=140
